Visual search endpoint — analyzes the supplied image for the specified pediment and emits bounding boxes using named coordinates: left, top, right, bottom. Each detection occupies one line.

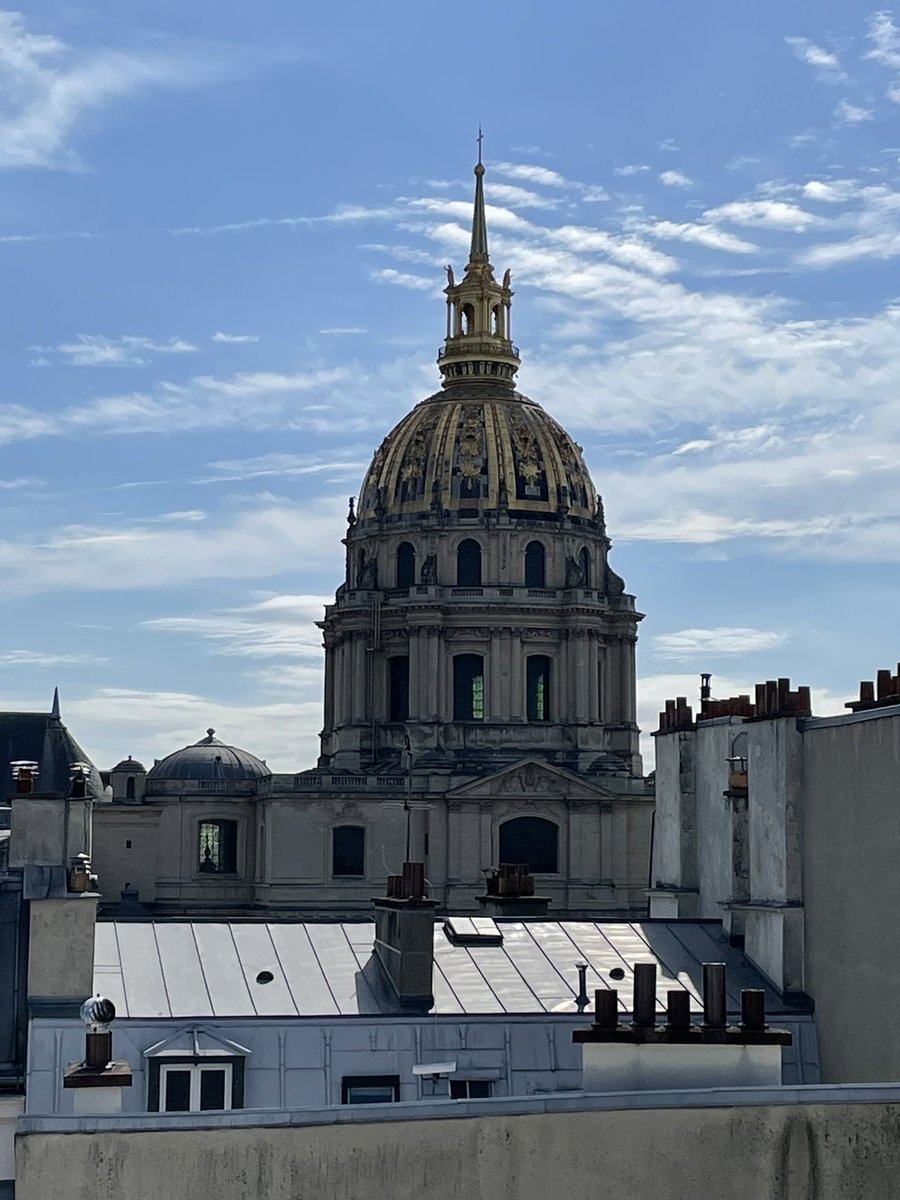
left=447, top=758, right=613, bottom=801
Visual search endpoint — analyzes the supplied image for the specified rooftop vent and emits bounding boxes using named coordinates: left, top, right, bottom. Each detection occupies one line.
left=443, top=916, right=503, bottom=946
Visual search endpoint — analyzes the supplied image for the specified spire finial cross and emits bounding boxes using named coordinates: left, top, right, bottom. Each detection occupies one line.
left=477, top=125, right=483, bottom=165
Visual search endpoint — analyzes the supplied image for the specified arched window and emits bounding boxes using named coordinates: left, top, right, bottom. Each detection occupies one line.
left=461, top=303, right=475, bottom=335
left=525, top=541, right=545, bottom=587
left=333, top=826, right=366, bottom=877
left=388, top=656, right=410, bottom=722
left=453, top=654, right=485, bottom=720
left=578, top=546, right=591, bottom=587
left=457, top=539, right=482, bottom=586
left=125, top=775, right=135, bottom=800
left=499, top=817, right=559, bottom=874
left=198, top=820, right=237, bottom=874
left=527, top=656, right=551, bottom=721
left=491, top=304, right=502, bottom=336
left=396, top=542, right=415, bottom=589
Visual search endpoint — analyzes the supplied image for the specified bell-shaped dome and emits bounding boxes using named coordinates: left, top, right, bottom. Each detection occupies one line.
left=147, top=729, right=270, bottom=784
left=357, top=387, right=597, bottom=524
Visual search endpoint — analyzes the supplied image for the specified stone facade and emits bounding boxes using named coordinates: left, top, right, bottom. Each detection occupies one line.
left=649, top=668, right=900, bottom=1083
left=92, top=156, right=652, bottom=919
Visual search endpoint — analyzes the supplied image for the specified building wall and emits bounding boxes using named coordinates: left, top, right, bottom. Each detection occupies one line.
left=17, top=1098, right=900, bottom=1200
left=801, top=711, right=900, bottom=1083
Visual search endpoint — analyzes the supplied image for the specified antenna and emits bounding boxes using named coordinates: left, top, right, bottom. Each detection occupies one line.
left=477, top=125, right=483, bottom=165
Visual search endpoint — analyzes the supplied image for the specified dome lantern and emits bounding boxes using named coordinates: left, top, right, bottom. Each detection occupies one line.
left=438, top=136, right=520, bottom=388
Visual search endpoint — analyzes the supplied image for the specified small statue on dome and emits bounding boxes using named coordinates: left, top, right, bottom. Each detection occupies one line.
left=445, top=264, right=455, bottom=288
left=420, top=553, right=438, bottom=584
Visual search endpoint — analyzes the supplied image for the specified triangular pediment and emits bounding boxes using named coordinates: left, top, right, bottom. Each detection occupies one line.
left=447, top=758, right=613, bottom=801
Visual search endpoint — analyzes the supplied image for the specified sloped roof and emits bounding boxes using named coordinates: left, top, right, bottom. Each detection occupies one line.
left=95, top=918, right=797, bottom=1021
left=0, top=711, right=104, bottom=800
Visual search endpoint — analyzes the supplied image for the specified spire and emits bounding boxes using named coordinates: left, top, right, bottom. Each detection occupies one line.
left=469, top=127, right=489, bottom=265
left=51, top=686, right=60, bottom=719
left=438, top=138, right=519, bottom=388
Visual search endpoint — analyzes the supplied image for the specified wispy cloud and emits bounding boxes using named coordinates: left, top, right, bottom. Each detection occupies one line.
left=211, top=331, right=259, bottom=343
left=371, top=267, right=433, bottom=290
left=0, top=649, right=108, bottom=667
left=653, top=627, right=785, bottom=663
left=0, top=10, right=244, bottom=170
left=785, top=36, right=845, bottom=80
left=614, top=164, right=650, bottom=177
left=646, top=220, right=758, bottom=254
left=144, top=594, right=328, bottom=660
left=834, top=98, right=874, bottom=124
left=0, top=229, right=95, bottom=244
left=703, top=199, right=821, bottom=231
left=31, top=333, right=197, bottom=367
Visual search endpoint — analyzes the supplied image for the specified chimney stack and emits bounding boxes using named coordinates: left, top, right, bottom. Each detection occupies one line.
left=373, top=862, right=437, bottom=1012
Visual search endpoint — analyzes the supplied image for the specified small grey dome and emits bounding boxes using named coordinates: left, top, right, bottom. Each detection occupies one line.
left=111, top=755, right=146, bottom=773
left=147, top=729, right=269, bottom=784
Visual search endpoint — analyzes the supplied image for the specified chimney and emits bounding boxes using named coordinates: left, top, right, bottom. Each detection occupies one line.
left=573, top=962, right=791, bottom=1092
left=372, top=862, right=437, bottom=1011
left=64, top=997, right=133, bottom=1115
left=477, top=863, right=551, bottom=917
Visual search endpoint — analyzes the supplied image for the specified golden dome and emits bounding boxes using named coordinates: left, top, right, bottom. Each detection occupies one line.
left=357, top=384, right=597, bottom=523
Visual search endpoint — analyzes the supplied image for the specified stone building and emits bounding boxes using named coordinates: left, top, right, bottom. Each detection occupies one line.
left=648, top=665, right=900, bottom=1084
left=92, top=155, right=652, bottom=918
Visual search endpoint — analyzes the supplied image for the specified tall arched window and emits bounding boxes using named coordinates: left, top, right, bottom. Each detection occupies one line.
left=578, top=546, right=591, bottom=587
left=396, top=542, right=415, bottom=589
left=499, top=817, right=558, bottom=873
left=198, top=820, right=237, bottom=874
left=333, top=826, right=365, bottom=877
left=388, top=656, right=410, bottom=722
left=461, top=303, right=475, bottom=335
left=457, top=539, right=482, bottom=586
left=527, top=656, right=551, bottom=722
left=524, top=541, right=545, bottom=587
left=453, top=654, right=485, bottom=720
left=125, top=775, right=135, bottom=800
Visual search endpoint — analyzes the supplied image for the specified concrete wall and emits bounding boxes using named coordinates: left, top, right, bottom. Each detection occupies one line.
left=801, top=710, right=900, bottom=1082
left=17, top=1097, right=900, bottom=1200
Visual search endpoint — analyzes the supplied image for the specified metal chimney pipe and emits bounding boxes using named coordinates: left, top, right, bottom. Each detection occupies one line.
left=575, top=963, right=589, bottom=1012
left=632, top=963, right=657, bottom=1028
left=702, top=963, right=727, bottom=1029
left=740, top=989, right=766, bottom=1031
left=594, top=988, right=618, bottom=1030
left=666, top=989, right=691, bottom=1030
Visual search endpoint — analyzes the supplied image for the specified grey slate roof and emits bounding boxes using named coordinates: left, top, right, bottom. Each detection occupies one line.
left=147, top=730, right=269, bottom=784
left=0, top=711, right=104, bottom=801
left=95, top=918, right=797, bottom=1020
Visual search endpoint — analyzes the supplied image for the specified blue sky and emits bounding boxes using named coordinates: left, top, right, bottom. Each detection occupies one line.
left=2, top=1, right=900, bottom=771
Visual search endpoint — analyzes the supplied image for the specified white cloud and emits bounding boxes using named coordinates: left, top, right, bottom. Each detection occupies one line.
left=647, top=220, right=758, bottom=254
left=0, top=229, right=95, bottom=243
left=0, top=649, right=108, bottom=666
left=802, top=179, right=860, bottom=203
left=614, top=164, right=650, bottom=177
left=61, top=687, right=321, bottom=773
left=211, top=331, right=259, bottom=343
left=659, top=170, right=692, bottom=188
left=492, top=161, right=568, bottom=188
left=32, top=333, right=197, bottom=367
left=371, top=267, right=433, bottom=290
left=319, top=327, right=365, bottom=335
left=653, top=627, right=785, bottom=663
left=658, top=139, right=680, bottom=153
left=866, top=11, right=900, bottom=71
left=785, top=36, right=845, bottom=79
left=202, top=452, right=367, bottom=484
left=703, top=199, right=821, bottom=231
left=834, top=98, right=874, bottom=124
left=0, top=10, right=240, bottom=170
left=144, top=594, right=328, bottom=661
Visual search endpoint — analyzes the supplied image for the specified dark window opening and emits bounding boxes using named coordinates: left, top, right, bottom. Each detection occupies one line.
left=450, top=1079, right=493, bottom=1100
left=396, top=542, right=415, bottom=589
left=125, top=839, right=132, bottom=850
left=333, top=825, right=365, bottom=877
left=342, top=1075, right=400, bottom=1105
left=578, top=546, right=591, bottom=588
left=525, top=541, right=545, bottom=587
left=389, top=655, right=410, bottom=722
left=198, top=820, right=237, bottom=874
left=149, top=1058, right=243, bottom=1113
left=527, top=656, right=551, bottom=722
left=499, top=817, right=559, bottom=873
left=454, top=654, right=485, bottom=721
left=125, top=775, right=135, bottom=800
left=457, top=539, right=482, bottom=586
left=461, top=304, right=475, bottom=335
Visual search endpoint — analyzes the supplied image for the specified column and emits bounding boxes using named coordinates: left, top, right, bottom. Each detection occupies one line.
left=408, top=629, right=421, bottom=719
left=574, top=629, right=589, bottom=721
left=323, top=644, right=335, bottom=734
left=510, top=629, right=523, bottom=720
left=490, top=630, right=506, bottom=721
